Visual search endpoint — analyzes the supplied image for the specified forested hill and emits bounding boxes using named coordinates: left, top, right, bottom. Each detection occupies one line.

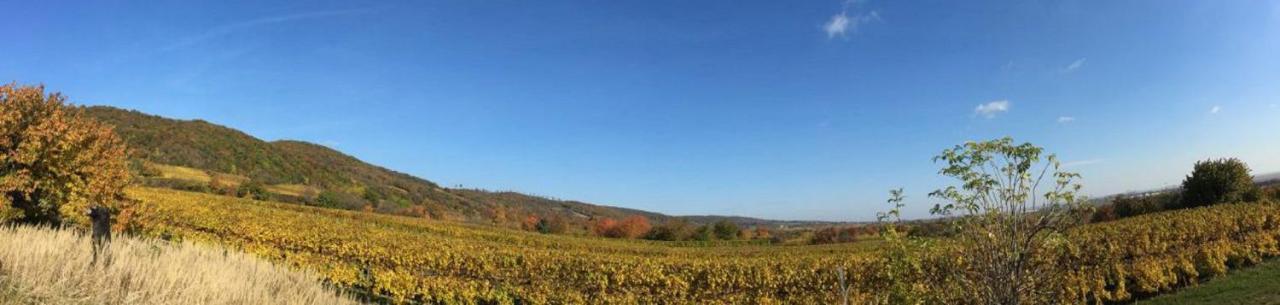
left=81, top=106, right=813, bottom=229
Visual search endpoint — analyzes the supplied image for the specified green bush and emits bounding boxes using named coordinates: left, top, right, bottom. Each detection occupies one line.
left=236, top=180, right=270, bottom=200
left=316, top=190, right=366, bottom=210
left=711, top=220, right=739, bottom=240
left=644, top=220, right=694, bottom=241
left=1112, top=192, right=1178, bottom=218
left=535, top=217, right=569, bottom=234
left=1181, top=158, right=1261, bottom=208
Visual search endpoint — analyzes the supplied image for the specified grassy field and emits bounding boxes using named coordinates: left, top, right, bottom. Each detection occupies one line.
left=149, top=162, right=317, bottom=198
left=0, top=225, right=354, bottom=305
left=264, top=183, right=320, bottom=197
left=1136, top=257, right=1280, bottom=305
left=149, top=162, right=215, bottom=183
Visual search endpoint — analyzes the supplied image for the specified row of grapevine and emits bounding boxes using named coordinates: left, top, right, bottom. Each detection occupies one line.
left=1061, top=202, right=1280, bottom=303
left=124, top=187, right=883, bottom=304
left=121, top=187, right=1280, bottom=304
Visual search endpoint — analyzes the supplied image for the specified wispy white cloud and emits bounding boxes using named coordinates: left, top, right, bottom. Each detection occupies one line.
left=824, top=12, right=881, bottom=38
left=1057, top=116, right=1075, bottom=123
left=974, top=100, right=1011, bottom=118
left=1210, top=105, right=1222, bottom=114
left=824, top=14, right=851, bottom=38
left=1061, top=58, right=1087, bottom=73
left=824, top=1, right=880, bottom=39
left=1063, top=159, right=1104, bottom=168
left=160, top=8, right=376, bottom=53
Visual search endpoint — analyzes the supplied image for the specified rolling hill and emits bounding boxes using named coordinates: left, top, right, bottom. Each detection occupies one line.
left=82, top=106, right=814, bottom=229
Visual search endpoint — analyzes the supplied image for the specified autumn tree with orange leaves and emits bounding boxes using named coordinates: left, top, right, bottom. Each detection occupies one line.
left=615, top=216, right=652, bottom=238
left=592, top=217, right=618, bottom=237
left=592, top=216, right=652, bottom=239
left=0, top=84, right=130, bottom=225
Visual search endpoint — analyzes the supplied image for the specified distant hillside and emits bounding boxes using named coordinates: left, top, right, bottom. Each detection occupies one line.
left=1256, top=172, right=1280, bottom=185
left=678, top=215, right=850, bottom=228
left=82, top=106, right=815, bottom=228
left=268, top=140, right=480, bottom=218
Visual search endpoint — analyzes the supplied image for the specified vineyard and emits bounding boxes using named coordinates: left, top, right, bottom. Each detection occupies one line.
left=1062, top=202, right=1280, bottom=303
left=123, top=187, right=882, bottom=304
left=121, top=187, right=1280, bottom=304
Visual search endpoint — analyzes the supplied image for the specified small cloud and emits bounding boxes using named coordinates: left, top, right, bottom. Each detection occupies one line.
left=1270, top=103, right=1277, bottom=109
left=160, top=7, right=377, bottom=53
left=824, top=1, right=880, bottom=39
left=1057, top=116, right=1075, bottom=123
left=974, top=100, right=1011, bottom=118
left=824, top=14, right=851, bottom=38
left=1210, top=105, right=1221, bottom=114
left=1061, top=58, right=1087, bottom=73
left=1063, top=159, right=1104, bottom=168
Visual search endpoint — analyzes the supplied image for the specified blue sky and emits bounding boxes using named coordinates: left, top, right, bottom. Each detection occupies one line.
left=3, top=1, right=1279, bottom=221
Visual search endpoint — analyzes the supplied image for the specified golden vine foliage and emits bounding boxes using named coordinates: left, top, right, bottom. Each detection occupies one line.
left=0, top=84, right=129, bottom=225
left=122, top=187, right=1280, bottom=304
left=125, top=187, right=886, bottom=304
left=1058, top=202, right=1280, bottom=303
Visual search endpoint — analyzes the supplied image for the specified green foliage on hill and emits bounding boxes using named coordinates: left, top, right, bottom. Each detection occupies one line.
left=269, top=140, right=478, bottom=216
left=83, top=106, right=618, bottom=224
left=83, top=106, right=809, bottom=231
left=83, top=106, right=302, bottom=184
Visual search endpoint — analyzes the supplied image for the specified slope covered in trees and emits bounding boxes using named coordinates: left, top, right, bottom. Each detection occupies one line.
left=82, top=106, right=631, bottom=224
left=82, top=106, right=815, bottom=230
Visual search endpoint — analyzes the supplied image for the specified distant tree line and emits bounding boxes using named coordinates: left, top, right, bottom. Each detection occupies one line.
left=517, top=214, right=779, bottom=243
left=806, top=156, right=1280, bottom=246
left=426, top=156, right=1280, bottom=244
left=1091, top=158, right=1273, bottom=223
left=809, top=225, right=878, bottom=244
left=642, top=219, right=745, bottom=241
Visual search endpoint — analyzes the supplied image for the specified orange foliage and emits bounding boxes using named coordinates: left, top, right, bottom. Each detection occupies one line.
left=592, top=217, right=618, bottom=237
left=521, top=215, right=540, bottom=231
left=405, top=205, right=431, bottom=219
left=593, top=216, right=651, bottom=239
left=616, top=216, right=652, bottom=239
left=0, top=84, right=130, bottom=225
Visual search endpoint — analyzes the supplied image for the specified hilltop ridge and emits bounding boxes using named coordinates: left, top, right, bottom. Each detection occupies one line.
left=82, top=106, right=827, bottom=229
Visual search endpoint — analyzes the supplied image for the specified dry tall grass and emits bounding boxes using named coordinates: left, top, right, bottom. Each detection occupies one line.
left=0, top=225, right=356, bottom=305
